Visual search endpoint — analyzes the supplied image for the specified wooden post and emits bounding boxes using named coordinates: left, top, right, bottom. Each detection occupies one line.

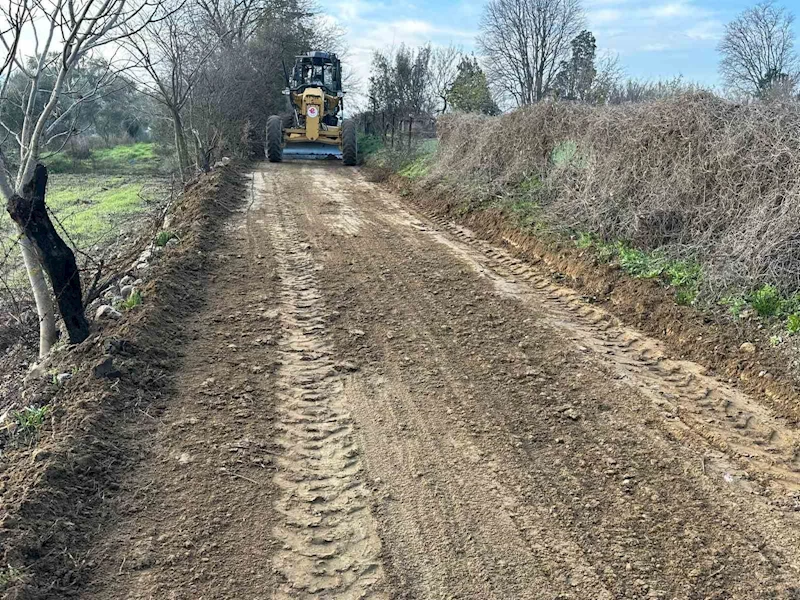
left=7, top=164, right=89, bottom=345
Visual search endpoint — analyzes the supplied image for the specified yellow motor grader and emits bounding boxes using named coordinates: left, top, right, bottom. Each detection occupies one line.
left=266, top=51, right=357, bottom=165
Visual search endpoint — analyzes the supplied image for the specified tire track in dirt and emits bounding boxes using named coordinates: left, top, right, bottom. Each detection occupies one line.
left=254, top=172, right=387, bottom=599
left=292, top=164, right=800, bottom=597
left=440, top=219, right=800, bottom=492
left=277, top=165, right=618, bottom=599
left=369, top=188, right=800, bottom=495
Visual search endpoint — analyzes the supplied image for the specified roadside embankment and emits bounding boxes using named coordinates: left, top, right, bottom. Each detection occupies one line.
left=0, top=167, right=244, bottom=598
left=394, top=96, right=800, bottom=422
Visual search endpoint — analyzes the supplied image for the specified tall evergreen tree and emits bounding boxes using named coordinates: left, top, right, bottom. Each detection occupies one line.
left=552, top=30, right=597, bottom=101
left=449, top=57, right=500, bottom=115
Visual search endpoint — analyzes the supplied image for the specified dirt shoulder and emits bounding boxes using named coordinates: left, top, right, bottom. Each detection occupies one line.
left=0, top=168, right=245, bottom=599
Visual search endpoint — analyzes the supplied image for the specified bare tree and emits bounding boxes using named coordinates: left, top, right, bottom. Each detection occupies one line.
left=587, top=52, right=623, bottom=104
left=430, top=45, right=461, bottom=113
left=123, top=7, right=216, bottom=179
left=194, top=0, right=269, bottom=45
left=719, top=0, right=799, bottom=98
left=478, top=0, right=583, bottom=106
left=0, top=0, right=167, bottom=357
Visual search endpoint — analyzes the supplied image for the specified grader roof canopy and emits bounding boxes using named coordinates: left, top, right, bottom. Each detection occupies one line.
left=290, top=52, right=343, bottom=94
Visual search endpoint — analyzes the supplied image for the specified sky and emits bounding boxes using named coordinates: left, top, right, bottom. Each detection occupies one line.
left=328, top=0, right=798, bottom=105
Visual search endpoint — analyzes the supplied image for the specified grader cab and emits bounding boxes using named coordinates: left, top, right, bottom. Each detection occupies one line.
left=266, top=51, right=357, bottom=165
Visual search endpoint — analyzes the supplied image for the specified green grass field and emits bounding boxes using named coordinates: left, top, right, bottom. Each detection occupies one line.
left=45, top=142, right=168, bottom=175
left=45, top=174, right=169, bottom=248
left=0, top=143, right=172, bottom=291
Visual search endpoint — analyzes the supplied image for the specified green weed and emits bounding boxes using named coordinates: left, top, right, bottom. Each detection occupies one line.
left=398, top=154, right=431, bottom=179
left=596, top=242, right=616, bottom=263
left=575, top=232, right=594, bottom=249
left=749, top=285, right=782, bottom=317
left=121, top=290, right=142, bottom=311
left=787, top=313, right=800, bottom=334
left=666, top=261, right=701, bottom=288
left=719, top=295, right=748, bottom=319
left=505, top=196, right=541, bottom=230
left=155, top=231, right=176, bottom=247
left=12, top=405, right=49, bottom=435
left=617, top=244, right=666, bottom=279
left=675, top=288, right=698, bottom=306
left=780, top=293, right=800, bottom=316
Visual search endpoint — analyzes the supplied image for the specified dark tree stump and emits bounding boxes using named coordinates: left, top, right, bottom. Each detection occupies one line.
left=7, top=163, right=90, bottom=345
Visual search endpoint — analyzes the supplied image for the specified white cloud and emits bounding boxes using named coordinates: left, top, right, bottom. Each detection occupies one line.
left=588, top=8, right=624, bottom=25
left=646, top=1, right=713, bottom=20
left=685, top=20, right=722, bottom=41
left=649, top=2, right=692, bottom=18
left=327, top=0, right=477, bottom=108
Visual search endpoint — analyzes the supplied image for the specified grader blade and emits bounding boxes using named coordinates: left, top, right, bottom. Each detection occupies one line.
left=282, top=143, right=343, bottom=160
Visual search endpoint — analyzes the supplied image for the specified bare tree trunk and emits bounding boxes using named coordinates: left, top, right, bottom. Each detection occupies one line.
left=7, top=164, right=89, bottom=348
left=171, top=108, right=191, bottom=179
left=18, top=236, right=57, bottom=357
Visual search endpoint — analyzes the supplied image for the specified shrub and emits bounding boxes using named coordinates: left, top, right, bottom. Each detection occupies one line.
left=749, top=284, right=782, bottom=317
left=787, top=313, right=800, bottom=334
left=66, top=137, right=92, bottom=160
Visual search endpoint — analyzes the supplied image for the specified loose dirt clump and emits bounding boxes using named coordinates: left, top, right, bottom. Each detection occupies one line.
left=0, top=167, right=244, bottom=599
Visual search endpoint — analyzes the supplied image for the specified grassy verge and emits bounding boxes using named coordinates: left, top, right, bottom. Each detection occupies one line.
left=0, top=171, right=169, bottom=302
left=360, top=134, right=438, bottom=177
left=45, top=174, right=169, bottom=249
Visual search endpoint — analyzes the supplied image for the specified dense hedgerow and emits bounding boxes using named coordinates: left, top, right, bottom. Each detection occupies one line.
left=428, top=95, right=800, bottom=299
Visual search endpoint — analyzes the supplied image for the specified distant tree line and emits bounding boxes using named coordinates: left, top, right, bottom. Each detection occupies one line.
left=365, top=44, right=499, bottom=140
left=368, top=0, right=800, bottom=120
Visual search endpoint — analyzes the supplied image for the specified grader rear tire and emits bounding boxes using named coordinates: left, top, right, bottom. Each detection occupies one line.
left=342, top=120, right=357, bottom=166
left=266, top=115, right=283, bottom=163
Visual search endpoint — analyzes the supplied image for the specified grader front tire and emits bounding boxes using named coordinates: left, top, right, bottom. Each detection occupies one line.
left=266, top=115, right=283, bottom=163
left=342, top=120, right=357, bottom=166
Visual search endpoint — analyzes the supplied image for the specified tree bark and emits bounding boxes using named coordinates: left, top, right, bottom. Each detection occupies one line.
left=18, top=235, right=57, bottom=357
left=7, top=164, right=89, bottom=347
left=171, top=108, right=191, bottom=179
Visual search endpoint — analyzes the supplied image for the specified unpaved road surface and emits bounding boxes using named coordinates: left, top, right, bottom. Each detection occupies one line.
left=82, top=163, right=800, bottom=599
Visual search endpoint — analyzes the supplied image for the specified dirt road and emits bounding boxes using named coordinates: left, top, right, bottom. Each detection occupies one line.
left=81, top=163, right=800, bottom=599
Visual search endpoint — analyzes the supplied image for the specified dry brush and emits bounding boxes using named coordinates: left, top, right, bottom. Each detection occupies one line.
left=428, top=95, right=800, bottom=297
